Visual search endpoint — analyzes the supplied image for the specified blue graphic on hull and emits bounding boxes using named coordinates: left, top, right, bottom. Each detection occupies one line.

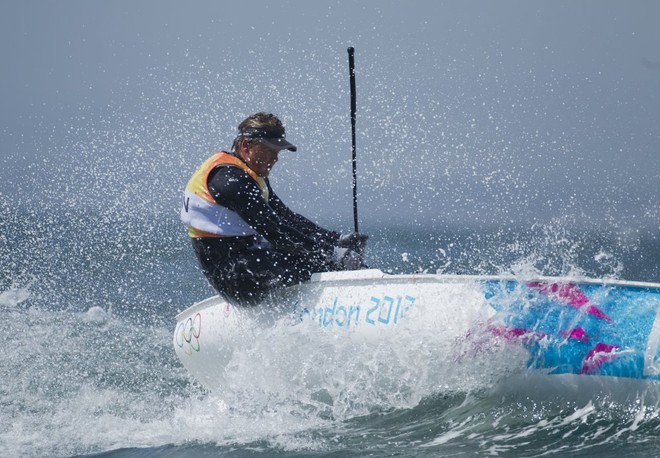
left=483, top=280, right=660, bottom=380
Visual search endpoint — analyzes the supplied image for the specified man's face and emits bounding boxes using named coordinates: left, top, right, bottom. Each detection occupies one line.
left=241, top=140, right=280, bottom=178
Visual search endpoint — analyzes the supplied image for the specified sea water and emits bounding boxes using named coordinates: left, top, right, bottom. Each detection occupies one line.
left=1, top=206, right=660, bottom=457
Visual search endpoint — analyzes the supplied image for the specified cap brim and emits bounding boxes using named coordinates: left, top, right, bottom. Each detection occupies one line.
left=259, top=137, right=297, bottom=152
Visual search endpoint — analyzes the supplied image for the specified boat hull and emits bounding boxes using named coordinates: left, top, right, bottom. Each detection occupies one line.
left=174, top=270, right=660, bottom=391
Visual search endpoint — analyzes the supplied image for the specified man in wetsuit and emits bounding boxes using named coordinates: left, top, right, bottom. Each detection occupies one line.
left=181, top=112, right=368, bottom=305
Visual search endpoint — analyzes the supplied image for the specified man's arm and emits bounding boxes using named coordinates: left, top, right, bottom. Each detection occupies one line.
left=207, top=166, right=332, bottom=254
left=266, top=182, right=339, bottom=247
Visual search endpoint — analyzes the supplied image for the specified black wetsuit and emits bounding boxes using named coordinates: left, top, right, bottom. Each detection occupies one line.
left=191, top=156, right=339, bottom=305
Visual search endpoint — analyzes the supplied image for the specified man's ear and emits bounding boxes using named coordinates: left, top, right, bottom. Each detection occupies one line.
left=238, top=139, right=249, bottom=156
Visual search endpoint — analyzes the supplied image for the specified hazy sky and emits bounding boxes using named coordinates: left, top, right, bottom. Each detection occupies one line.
left=1, top=0, right=659, bottom=231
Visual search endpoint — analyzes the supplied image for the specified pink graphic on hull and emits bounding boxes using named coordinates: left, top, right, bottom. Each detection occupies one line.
left=580, top=342, right=620, bottom=374
left=560, top=326, right=590, bottom=342
left=526, top=281, right=612, bottom=322
left=487, top=324, right=546, bottom=343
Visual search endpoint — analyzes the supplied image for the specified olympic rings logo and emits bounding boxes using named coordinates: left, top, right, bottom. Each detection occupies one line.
left=175, top=313, right=202, bottom=355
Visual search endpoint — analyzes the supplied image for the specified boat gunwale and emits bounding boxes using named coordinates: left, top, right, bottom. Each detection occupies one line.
left=175, top=269, right=660, bottom=321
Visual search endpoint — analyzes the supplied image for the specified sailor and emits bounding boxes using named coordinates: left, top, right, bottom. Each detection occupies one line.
left=181, top=112, right=368, bottom=305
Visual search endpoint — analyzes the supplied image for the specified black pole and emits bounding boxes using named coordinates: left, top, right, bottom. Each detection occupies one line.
left=347, top=46, right=359, bottom=233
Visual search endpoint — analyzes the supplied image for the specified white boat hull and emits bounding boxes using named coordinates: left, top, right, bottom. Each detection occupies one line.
left=174, top=269, right=660, bottom=392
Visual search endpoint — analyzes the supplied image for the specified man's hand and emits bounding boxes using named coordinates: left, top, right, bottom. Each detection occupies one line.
left=337, top=232, right=369, bottom=252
